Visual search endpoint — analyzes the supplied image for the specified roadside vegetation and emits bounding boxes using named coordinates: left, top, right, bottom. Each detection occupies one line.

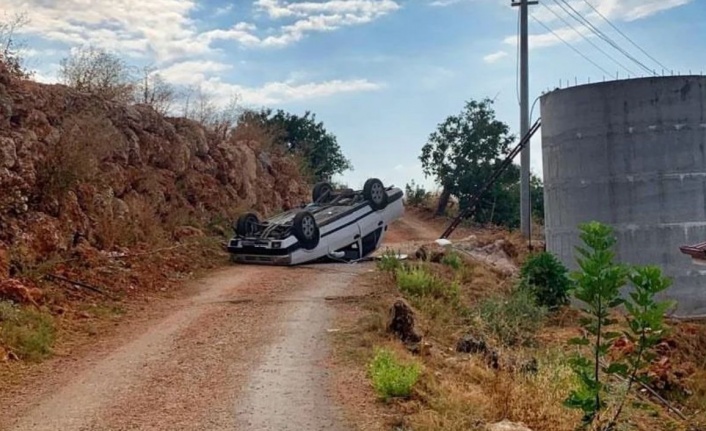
left=335, top=221, right=706, bottom=431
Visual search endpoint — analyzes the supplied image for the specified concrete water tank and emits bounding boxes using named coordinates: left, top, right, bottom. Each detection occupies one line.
left=540, top=76, right=706, bottom=318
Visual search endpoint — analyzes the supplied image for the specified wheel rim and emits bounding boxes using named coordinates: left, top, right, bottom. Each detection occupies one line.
left=371, top=182, right=384, bottom=204
left=302, top=216, right=316, bottom=239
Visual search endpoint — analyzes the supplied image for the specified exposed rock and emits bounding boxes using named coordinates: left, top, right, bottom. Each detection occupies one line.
left=173, top=226, right=205, bottom=241
left=0, top=61, right=309, bottom=271
left=454, top=239, right=519, bottom=276
left=456, top=334, right=488, bottom=354
left=0, top=136, right=17, bottom=168
left=388, top=298, right=422, bottom=344
left=486, top=420, right=533, bottom=431
left=0, top=278, right=43, bottom=305
left=414, top=245, right=446, bottom=263
left=0, top=247, right=7, bottom=278
left=520, top=357, right=539, bottom=375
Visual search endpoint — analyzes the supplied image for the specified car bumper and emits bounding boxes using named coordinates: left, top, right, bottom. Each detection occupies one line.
left=229, top=252, right=293, bottom=265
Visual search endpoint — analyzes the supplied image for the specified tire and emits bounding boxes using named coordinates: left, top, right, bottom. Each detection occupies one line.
left=292, top=211, right=320, bottom=250
left=235, top=212, right=260, bottom=237
left=363, top=178, right=388, bottom=210
left=312, top=182, right=333, bottom=203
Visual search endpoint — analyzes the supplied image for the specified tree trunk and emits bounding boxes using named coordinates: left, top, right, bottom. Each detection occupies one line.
left=436, top=186, right=452, bottom=216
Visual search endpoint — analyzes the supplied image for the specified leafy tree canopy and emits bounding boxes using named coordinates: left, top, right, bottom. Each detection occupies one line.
left=420, top=97, right=543, bottom=227
left=242, top=108, right=352, bottom=182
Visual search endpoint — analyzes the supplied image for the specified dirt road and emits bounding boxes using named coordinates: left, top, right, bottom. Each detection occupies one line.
left=1, top=215, right=434, bottom=431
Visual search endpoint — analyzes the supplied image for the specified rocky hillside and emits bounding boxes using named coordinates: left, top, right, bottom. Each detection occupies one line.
left=0, top=61, right=308, bottom=303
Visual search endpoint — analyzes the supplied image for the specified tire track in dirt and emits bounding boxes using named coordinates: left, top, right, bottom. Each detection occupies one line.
left=233, top=265, right=363, bottom=431
left=3, top=266, right=307, bottom=431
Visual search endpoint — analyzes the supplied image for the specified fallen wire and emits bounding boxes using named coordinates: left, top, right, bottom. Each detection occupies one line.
left=598, top=359, right=689, bottom=422
left=44, top=274, right=116, bottom=300
left=110, top=243, right=187, bottom=259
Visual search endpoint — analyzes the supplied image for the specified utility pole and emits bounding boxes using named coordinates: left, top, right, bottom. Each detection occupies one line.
left=512, top=0, right=537, bottom=238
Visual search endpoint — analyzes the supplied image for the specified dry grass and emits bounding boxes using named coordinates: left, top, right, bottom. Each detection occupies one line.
left=333, top=249, right=706, bottom=431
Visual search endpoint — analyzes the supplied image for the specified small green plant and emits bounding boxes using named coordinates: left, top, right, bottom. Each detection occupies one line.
left=477, top=288, right=546, bottom=347
left=519, top=251, right=572, bottom=310
left=0, top=301, right=56, bottom=362
left=441, top=251, right=463, bottom=270
left=368, top=347, right=421, bottom=401
left=564, top=221, right=675, bottom=429
left=605, top=265, right=674, bottom=429
left=396, top=265, right=459, bottom=302
left=377, top=249, right=402, bottom=273
left=404, top=180, right=428, bottom=207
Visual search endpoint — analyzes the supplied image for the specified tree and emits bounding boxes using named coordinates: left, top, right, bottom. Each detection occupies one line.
left=420, top=98, right=515, bottom=217
left=59, top=45, right=135, bottom=103
left=243, top=109, right=352, bottom=182
left=506, top=172, right=545, bottom=227
left=0, top=12, right=32, bottom=79
left=135, top=65, right=175, bottom=115
left=181, top=84, right=240, bottom=139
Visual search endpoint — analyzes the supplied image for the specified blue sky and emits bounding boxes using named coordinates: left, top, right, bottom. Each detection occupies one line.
left=5, top=0, right=704, bottom=191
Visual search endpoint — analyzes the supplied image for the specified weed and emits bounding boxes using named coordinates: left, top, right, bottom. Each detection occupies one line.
left=476, top=289, right=546, bottom=347
left=377, top=249, right=403, bottom=273
left=519, top=251, right=572, bottom=310
left=34, top=113, right=115, bottom=208
left=0, top=301, right=56, bottom=361
left=404, top=180, right=429, bottom=207
left=441, top=251, right=463, bottom=270
left=368, top=347, right=421, bottom=401
left=396, top=265, right=460, bottom=303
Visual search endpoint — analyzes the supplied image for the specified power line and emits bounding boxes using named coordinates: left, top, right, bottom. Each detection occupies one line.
left=541, top=2, right=635, bottom=76
left=530, top=14, right=612, bottom=76
left=582, top=0, right=668, bottom=71
left=553, top=0, right=656, bottom=76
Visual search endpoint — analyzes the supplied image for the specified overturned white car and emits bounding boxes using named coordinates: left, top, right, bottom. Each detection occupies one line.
left=227, top=178, right=404, bottom=265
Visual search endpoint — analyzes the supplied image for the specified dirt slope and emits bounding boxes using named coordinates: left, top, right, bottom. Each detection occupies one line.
left=1, top=212, right=434, bottom=431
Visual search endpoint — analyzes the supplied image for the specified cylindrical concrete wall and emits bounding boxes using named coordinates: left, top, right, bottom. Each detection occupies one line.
left=540, top=76, right=706, bottom=318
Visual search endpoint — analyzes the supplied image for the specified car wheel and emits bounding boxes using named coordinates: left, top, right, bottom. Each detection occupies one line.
left=235, top=212, right=260, bottom=237
left=293, top=211, right=320, bottom=250
left=312, top=182, right=333, bottom=203
left=363, top=178, right=388, bottom=210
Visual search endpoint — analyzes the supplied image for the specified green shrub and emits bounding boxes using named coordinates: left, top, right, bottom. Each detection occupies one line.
left=477, top=289, right=546, bottom=347
left=564, top=221, right=676, bottom=429
left=396, top=265, right=460, bottom=302
left=0, top=301, right=56, bottom=362
left=377, top=249, right=403, bottom=273
left=441, top=251, right=463, bottom=270
left=368, top=347, right=421, bottom=401
left=404, top=180, right=428, bottom=207
left=519, top=251, right=572, bottom=310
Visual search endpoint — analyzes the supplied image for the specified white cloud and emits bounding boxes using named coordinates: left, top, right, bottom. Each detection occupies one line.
left=3, top=0, right=388, bottom=106
left=159, top=60, right=233, bottom=85
left=199, top=77, right=382, bottom=106
left=429, top=0, right=462, bottom=6
left=483, top=50, right=508, bottom=63
left=214, top=4, right=234, bottom=16
left=505, top=0, right=691, bottom=50
left=248, top=0, right=401, bottom=47
left=4, top=0, right=402, bottom=61
left=5, top=0, right=205, bottom=62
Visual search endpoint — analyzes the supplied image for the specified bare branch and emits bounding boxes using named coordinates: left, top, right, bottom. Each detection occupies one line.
left=59, top=45, right=135, bottom=103
left=134, top=65, right=176, bottom=115
left=0, top=11, right=33, bottom=78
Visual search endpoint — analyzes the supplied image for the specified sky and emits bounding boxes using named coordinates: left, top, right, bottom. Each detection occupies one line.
left=3, top=0, right=704, bottom=192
